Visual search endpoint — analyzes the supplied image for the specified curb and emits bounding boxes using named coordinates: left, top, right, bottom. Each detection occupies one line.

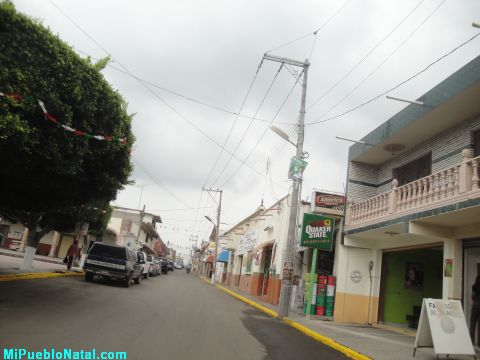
left=0, top=271, right=84, bottom=282
left=205, top=278, right=371, bottom=360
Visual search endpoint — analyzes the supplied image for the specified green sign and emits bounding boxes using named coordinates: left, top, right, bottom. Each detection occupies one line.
left=300, top=213, right=335, bottom=250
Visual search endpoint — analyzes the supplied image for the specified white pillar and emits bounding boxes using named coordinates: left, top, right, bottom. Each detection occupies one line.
left=443, top=238, right=462, bottom=300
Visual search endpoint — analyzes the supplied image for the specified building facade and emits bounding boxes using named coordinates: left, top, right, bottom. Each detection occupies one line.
left=337, top=55, right=480, bottom=329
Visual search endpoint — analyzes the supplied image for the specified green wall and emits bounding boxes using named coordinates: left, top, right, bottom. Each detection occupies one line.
left=382, top=248, right=443, bottom=325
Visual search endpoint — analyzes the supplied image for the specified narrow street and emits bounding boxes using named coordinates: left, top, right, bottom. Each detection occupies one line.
left=0, top=271, right=346, bottom=360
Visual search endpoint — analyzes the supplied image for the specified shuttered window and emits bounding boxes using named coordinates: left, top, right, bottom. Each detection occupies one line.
left=392, top=153, right=432, bottom=186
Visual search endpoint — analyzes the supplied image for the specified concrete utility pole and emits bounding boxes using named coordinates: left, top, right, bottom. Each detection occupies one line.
left=263, top=54, right=310, bottom=319
left=203, top=188, right=223, bottom=285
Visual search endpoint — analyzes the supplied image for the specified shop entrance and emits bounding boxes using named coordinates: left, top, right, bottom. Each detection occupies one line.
left=379, top=247, right=443, bottom=328
left=463, top=240, right=480, bottom=340
left=261, top=246, right=272, bottom=296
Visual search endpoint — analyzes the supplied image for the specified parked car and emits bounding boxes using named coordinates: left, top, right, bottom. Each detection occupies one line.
left=147, top=255, right=160, bottom=276
left=159, top=258, right=169, bottom=274
left=174, top=262, right=182, bottom=270
left=83, top=243, right=143, bottom=287
left=137, top=251, right=150, bottom=279
left=167, top=260, right=174, bottom=272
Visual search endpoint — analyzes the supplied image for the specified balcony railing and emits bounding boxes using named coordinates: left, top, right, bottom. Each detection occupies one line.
left=346, top=149, right=480, bottom=230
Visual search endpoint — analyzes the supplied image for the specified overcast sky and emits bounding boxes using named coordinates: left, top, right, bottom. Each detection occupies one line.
left=12, top=0, right=480, bottom=256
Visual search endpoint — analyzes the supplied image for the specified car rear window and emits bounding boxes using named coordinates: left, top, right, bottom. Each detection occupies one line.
left=89, top=244, right=126, bottom=259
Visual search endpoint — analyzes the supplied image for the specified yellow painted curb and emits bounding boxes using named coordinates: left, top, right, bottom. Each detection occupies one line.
left=208, top=280, right=371, bottom=360
left=282, top=318, right=371, bottom=360
left=0, top=272, right=84, bottom=282
left=215, top=284, right=279, bottom=318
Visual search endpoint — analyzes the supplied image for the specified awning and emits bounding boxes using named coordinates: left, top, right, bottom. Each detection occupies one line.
left=252, top=240, right=274, bottom=254
left=217, top=250, right=230, bottom=263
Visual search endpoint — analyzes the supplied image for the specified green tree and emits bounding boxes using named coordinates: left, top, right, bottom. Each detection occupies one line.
left=0, top=1, right=134, bottom=260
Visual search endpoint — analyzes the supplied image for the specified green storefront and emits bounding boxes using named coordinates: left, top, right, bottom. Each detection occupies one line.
left=379, top=248, right=443, bottom=327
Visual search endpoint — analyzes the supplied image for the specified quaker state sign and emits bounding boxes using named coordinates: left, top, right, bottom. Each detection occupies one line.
left=300, top=213, right=335, bottom=250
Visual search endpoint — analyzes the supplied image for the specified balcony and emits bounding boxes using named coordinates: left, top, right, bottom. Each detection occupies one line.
left=345, top=150, right=480, bottom=232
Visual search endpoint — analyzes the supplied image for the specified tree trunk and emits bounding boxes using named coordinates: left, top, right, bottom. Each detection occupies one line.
left=20, top=215, right=50, bottom=271
left=20, top=229, right=38, bottom=271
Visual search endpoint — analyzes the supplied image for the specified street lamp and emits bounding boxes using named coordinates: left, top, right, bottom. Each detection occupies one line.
left=271, top=126, right=296, bottom=147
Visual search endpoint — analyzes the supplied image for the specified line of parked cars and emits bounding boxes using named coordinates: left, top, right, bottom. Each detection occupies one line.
left=83, top=242, right=175, bottom=287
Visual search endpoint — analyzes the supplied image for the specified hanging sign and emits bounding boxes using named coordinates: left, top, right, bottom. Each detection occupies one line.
left=300, top=213, right=335, bottom=250
left=288, top=156, right=308, bottom=180
left=413, top=298, right=475, bottom=358
left=311, top=191, right=345, bottom=212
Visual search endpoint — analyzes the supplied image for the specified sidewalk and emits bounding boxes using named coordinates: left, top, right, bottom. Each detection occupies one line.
left=216, top=282, right=478, bottom=360
left=0, top=248, right=67, bottom=275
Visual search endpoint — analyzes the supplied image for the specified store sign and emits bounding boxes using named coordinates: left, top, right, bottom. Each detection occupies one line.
left=300, top=213, right=335, bottom=250
left=312, top=192, right=345, bottom=211
left=414, top=298, right=474, bottom=357
left=242, top=229, right=257, bottom=252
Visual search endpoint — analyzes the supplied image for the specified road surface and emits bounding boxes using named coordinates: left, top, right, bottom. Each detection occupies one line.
left=0, top=270, right=347, bottom=360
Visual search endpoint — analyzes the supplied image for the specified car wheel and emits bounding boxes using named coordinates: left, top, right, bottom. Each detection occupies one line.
left=85, top=272, right=94, bottom=282
left=134, top=275, right=142, bottom=285
left=124, top=273, right=132, bottom=288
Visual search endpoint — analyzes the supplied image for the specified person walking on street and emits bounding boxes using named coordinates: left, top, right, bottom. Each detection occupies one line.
left=470, top=275, right=480, bottom=346
left=66, top=239, right=79, bottom=271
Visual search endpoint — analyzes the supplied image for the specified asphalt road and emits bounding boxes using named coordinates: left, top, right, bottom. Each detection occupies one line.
left=0, top=270, right=347, bottom=360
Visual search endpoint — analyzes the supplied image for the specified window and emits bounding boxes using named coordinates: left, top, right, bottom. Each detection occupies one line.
left=392, top=153, right=432, bottom=186
left=474, top=129, right=480, bottom=157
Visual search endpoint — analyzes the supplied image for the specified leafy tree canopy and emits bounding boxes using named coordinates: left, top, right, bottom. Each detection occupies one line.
left=0, top=1, right=134, bottom=241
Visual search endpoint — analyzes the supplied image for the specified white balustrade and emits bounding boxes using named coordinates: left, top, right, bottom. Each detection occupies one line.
left=347, top=151, right=480, bottom=227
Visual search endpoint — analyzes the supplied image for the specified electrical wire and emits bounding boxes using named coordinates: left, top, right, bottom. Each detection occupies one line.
left=48, top=1, right=292, bottom=193
left=202, top=60, right=264, bottom=189
left=265, top=0, right=354, bottom=54
left=311, top=0, right=446, bottom=122
left=74, top=49, right=295, bottom=125
left=307, top=0, right=426, bottom=111
left=219, top=70, right=304, bottom=188
left=133, top=158, right=191, bottom=209
left=208, top=63, right=285, bottom=188
left=306, top=31, right=480, bottom=126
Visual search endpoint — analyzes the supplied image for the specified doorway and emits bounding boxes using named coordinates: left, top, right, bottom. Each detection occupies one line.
left=236, top=255, right=243, bottom=287
left=261, top=247, right=273, bottom=295
left=463, top=245, right=480, bottom=338
left=379, top=247, right=443, bottom=327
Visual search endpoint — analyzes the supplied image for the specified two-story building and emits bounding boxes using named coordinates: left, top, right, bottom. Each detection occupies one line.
left=103, top=206, right=165, bottom=255
left=337, top=55, right=480, bottom=330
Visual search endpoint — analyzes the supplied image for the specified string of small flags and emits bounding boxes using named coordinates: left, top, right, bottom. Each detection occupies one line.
left=0, top=91, right=127, bottom=145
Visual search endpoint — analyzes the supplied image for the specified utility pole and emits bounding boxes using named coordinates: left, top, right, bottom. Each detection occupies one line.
left=202, top=188, right=223, bottom=285
left=263, top=54, right=310, bottom=319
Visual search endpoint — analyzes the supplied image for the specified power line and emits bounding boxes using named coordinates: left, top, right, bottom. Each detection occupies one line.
left=133, top=158, right=192, bottom=209
left=307, top=0, right=426, bottom=111
left=306, top=31, right=480, bottom=126
left=220, top=69, right=304, bottom=188
left=265, top=0, right=354, bottom=54
left=202, top=60, right=264, bottom=189
left=208, top=63, right=285, bottom=188
left=74, top=49, right=296, bottom=126
left=312, top=0, right=446, bottom=123
left=48, top=1, right=293, bottom=191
